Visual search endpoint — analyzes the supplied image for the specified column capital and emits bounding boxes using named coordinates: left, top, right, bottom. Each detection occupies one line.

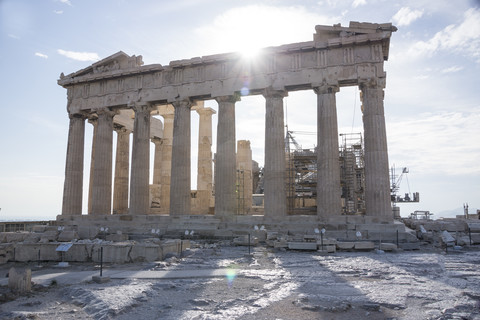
left=96, top=109, right=117, bottom=119
left=68, top=112, right=87, bottom=120
left=262, top=87, right=288, bottom=99
left=113, top=124, right=131, bottom=134
left=215, top=93, right=240, bottom=104
left=358, top=77, right=386, bottom=90
left=171, top=98, right=193, bottom=109
left=132, top=102, right=155, bottom=114
left=313, top=84, right=339, bottom=95
left=151, top=136, right=163, bottom=145
left=196, top=107, right=217, bottom=116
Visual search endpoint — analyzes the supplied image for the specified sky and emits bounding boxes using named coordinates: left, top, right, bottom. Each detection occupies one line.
left=0, top=0, right=479, bottom=221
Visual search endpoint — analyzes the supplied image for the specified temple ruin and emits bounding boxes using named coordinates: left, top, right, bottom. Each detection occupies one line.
left=57, top=21, right=406, bottom=240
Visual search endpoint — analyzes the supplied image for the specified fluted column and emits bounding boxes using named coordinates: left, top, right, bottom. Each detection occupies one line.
left=170, top=99, right=192, bottom=215
left=62, top=113, right=86, bottom=215
left=196, top=107, right=216, bottom=214
left=215, top=95, right=239, bottom=218
left=315, top=85, right=341, bottom=217
left=90, top=110, right=115, bottom=215
left=129, top=103, right=152, bottom=215
left=87, top=118, right=97, bottom=215
left=263, top=88, right=287, bottom=219
left=152, top=137, right=163, bottom=185
left=112, top=125, right=130, bottom=214
left=360, top=79, right=392, bottom=220
left=158, top=107, right=174, bottom=213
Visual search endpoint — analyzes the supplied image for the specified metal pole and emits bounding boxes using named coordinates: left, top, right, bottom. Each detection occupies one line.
left=248, top=233, right=251, bottom=255
left=321, top=233, right=324, bottom=251
left=180, top=240, right=183, bottom=257
left=469, top=227, right=472, bottom=245
left=100, top=247, right=103, bottom=277
left=396, top=230, right=399, bottom=247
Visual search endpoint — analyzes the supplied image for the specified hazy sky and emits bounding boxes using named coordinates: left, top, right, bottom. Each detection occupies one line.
left=0, top=0, right=479, bottom=220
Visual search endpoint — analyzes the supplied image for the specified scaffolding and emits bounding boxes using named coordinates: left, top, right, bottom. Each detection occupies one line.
left=284, top=130, right=366, bottom=215
left=339, top=133, right=365, bottom=214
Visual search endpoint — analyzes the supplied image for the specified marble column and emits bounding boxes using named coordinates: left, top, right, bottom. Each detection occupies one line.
left=263, top=89, right=287, bottom=219
left=129, top=104, right=152, bottom=215
left=196, top=107, right=216, bottom=214
left=236, top=140, right=253, bottom=214
left=150, top=137, right=163, bottom=209
left=170, top=99, right=192, bottom=215
left=215, top=95, right=238, bottom=218
left=87, top=118, right=97, bottom=215
left=90, top=110, right=115, bottom=215
left=360, top=80, right=392, bottom=220
left=152, top=137, right=163, bottom=185
left=112, top=125, right=130, bottom=215
left=315, top=85, right=342, bottom=217
left=61, top=113, right=86, bottom=215
left=160, top=111, right=174, bottom=212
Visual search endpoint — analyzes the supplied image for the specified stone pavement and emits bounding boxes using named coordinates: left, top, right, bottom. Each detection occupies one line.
left=0, top=267, right=233, bottom=286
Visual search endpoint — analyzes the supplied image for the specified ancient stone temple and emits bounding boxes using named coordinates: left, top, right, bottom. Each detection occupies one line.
left=58, top=22, right=401, bottom=238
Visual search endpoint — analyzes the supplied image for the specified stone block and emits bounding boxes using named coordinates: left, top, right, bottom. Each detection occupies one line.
left=77, top=226, right=99, bottom=240
left=40, top=230, right=58, bottom=242
left=288, top=242, right=317, bottom=250
left=92, top=244, right=131, bottom=263
left=233, top=235, right=258, bottom=246
left=6, top=232, right=30, bottom=243
left=8, top=267, right=31, bottom=293
left=32, top=225, right=47, bottom=233
left=336, top=242, right=355, bottom=250
left=354, top=241, right=375, bottom=250
left=273, top=240, right=288, bottom=248
left=318, top=244, right=336, bottom=253
left=400, top=242, right=420, bottom=250
left=467, top=223, right=480, bottom=233
left=130, top=243, right=160, bottom=262
left=316, top=238, right=337, bottom=246
left=64, top=244, right=89, bottom=262
left=58, top=231, right=79, bottom=242
left=106, top=233, right=129, bottom=242
left=379, top=243, right=397, bottom=251
left=23, top=233, right=41, bottom=244
left=161, top=240, right=181, bottom=259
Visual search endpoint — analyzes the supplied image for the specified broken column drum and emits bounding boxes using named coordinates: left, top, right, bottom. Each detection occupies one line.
left=58, top=21, right=396, bottom=222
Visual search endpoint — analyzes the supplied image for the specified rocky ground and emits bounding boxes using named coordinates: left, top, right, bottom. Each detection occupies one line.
left=0, top=242, right=479, bottom=320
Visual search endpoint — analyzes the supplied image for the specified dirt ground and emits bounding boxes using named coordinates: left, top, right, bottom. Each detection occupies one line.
left=0, top=242, right=479, bottom=320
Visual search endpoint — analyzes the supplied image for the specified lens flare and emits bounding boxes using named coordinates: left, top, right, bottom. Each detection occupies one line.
left=226, top=266, right=237, bottom=287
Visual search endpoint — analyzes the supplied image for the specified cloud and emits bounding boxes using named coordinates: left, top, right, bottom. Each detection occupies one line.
left=54, top=10, right=63, bottom=14
left=35, top=52, right=48, bottom=59
left=57, top=49, right=99, bottom=61
left=441, top=66, right=464, bottom=73
left=392, top=7, right=423, bottom=27
left=59, top=0, right=72, bottom=5
left=387, top=108, right=480, bottom=175
left=352, top=0, right=367, bottom=8
left=408, top=8, right=480, bottom=62
left=8, top=34, right=20, bottom=39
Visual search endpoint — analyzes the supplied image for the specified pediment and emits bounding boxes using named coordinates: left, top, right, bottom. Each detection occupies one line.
left=60, top=51, right=144, bottom=80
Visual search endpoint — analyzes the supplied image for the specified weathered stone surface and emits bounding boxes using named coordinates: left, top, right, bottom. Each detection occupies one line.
left=288, top=242, right=317, bottom=250
left=58, top=230, right=79, bottom=242
left=354, top=241, right=375, bottom=250
left=5, top=233, right=30, bottom=243
left=336, top=242, right=355, bottom=250
left=379, top=243, right=397, bottom=251
left=8, top=268, right=31, bottom=293
left=106, top=233, right=129, bottom=242
left=130, top=243, right=160, bottom=262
